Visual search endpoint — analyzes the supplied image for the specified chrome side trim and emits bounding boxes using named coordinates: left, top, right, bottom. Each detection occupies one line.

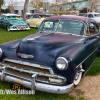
left=83, top=57, right=97, bottom=76
left=76, top=47, right=98, bottom=68
left=0, top=72, right=74, bottom=94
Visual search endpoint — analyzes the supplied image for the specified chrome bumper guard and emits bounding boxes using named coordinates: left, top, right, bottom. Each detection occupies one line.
left=0, top=63, right=74, bottom=94
left=0, top=72, right=73, bottom=94
left=10, top=27, right=30, bottom=31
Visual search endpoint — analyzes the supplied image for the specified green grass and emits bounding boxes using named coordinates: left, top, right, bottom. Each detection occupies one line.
left=0, top=28, right=37, bottom=44
left=79, top=97, right=85, bottom=100
left=0, top=28, right=100, bottom=100
left=0, top=28, right=77, bottom=100
left=86, top=57, right=100, bottom=75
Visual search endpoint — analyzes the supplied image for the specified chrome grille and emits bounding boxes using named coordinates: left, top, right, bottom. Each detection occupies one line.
left=13, top=25, right=28, bottom=28
left=1, top=58, right=66, bottom=85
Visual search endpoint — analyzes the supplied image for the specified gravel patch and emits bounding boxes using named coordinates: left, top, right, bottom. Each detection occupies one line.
left=69, top=74, right=100, bottom=100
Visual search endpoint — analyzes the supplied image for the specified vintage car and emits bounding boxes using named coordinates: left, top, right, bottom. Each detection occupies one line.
left=79, top=12, right=100, bottom=28
left=0, top=16, right=100, bottom=94
left=27, top=13, right=52, bottom=28
left=0, top=14, right=30, bottom=31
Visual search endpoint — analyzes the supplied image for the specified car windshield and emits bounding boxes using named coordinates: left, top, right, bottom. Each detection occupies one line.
left=7, top=16, right=20, bottom=19
left=38, top=20, right=84, bottom=35
left=94, top=14, right=100, bottom=17
left=29, top=15, right=38, bottom=18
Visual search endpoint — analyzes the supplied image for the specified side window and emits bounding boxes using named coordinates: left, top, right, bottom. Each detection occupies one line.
left=86, top=22, right=96, bottom=35
left=34, top=15, right=38, bottom=18
left=88, top=14, right=93, bottom=18
left=1, top=16, right=6, bottom=19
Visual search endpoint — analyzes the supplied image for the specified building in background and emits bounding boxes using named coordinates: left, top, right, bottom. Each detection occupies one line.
left=7, top=1, right=35, bottom=15
left=49, top=0, right=100, bottom=14
left=50, top=0, right=87, bottom=11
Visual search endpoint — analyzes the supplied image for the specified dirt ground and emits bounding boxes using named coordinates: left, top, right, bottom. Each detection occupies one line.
left=69, top=74, right=100, bottom=100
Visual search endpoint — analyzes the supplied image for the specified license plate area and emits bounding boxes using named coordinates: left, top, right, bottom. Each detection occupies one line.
left=10, top=82, right=24, bottom=91
left=20, top=28, right=24, bottom=30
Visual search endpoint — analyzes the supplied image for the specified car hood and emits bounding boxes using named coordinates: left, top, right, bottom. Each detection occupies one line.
left=8, top=19, right=27, bottom=25
left=92, top=17, right=100, bottom=22
left=27, top=18, right=45, bottom=21
left=16, top=32, right=85, bottom=64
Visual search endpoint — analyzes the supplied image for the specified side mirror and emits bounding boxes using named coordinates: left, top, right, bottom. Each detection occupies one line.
left=96, top=29, right=99, bottom=33
left=39, top=16, right=41, bottom=19
left=84, top=40, right=86, bottom=44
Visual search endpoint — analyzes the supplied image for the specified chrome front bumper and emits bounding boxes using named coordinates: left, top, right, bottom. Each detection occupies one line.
left=0, top=71, right=74, bottom=94
left=10, top=27, right=30, bottom=31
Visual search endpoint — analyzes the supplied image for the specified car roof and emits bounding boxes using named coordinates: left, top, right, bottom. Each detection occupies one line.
left=2, top=14, right=20, bottom=16
left=31, top=13, right=46, bottom=15
left=45, top=15, right=91, bottom=22
left=87, top=12, right=100, bottom=14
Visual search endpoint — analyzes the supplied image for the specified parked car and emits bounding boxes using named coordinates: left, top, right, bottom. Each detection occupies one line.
left=27, top=13, right=52, bottom=28
left=79, top=12, right=100, bottom=28
left=0, top=16, right=100, bottom=94
left=0, top=14, right=30, bottom=31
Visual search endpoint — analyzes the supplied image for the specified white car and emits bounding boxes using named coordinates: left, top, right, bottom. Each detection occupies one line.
left=79, top=12, right=100, bottom=28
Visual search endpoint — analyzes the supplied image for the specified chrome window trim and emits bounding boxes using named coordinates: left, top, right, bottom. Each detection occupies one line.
left=76, top=47, right=98, bottom=68
left=38, top=19, right=85, bottom=37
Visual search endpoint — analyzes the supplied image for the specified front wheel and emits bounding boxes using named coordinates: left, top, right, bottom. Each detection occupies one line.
left=7, top=26, right=10, bottom=31
left=74, top=65, right=83, bottom=87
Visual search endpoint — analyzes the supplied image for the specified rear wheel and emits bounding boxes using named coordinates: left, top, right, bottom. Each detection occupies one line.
left=74, top=65, right=83, bottom=87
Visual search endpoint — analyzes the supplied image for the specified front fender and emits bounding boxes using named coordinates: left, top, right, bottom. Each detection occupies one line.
left=0, top=39, right=22, bottom=62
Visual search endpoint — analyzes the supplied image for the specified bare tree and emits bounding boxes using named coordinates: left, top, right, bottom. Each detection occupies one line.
left=51, top=0, right=68, bottom=11
left=23, top=0, right=29, bottom=21
left=0, top=0, right=4, bottom=15
left=55, top=0, right=68, bottom=4
left=29, top=0, right=43, bottom=12
left=87, top=0, right=99, bottom=12
left=7, top=0, right=17, bottom=13
left=8, top=5, right=14, bottom=13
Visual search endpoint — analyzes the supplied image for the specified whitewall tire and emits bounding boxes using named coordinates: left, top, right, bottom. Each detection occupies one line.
left=7, top=26, right=10, bottom=31
left=74, top=65, right=82, bottom=86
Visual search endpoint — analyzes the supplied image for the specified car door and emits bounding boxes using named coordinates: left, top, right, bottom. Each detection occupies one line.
left=86, top=22, right=99, bottom=64
left=0, top=15, right=6, bottom=28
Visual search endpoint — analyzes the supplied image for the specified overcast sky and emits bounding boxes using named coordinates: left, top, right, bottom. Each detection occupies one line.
left=4, top=0, right=52, bottom=3
left=3, top=0, right=78, bottom=6
left=3, top=0, right=53, bottom=7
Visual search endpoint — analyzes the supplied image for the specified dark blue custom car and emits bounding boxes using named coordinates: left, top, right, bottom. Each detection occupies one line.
left=0, top=16, right=100, bottom=94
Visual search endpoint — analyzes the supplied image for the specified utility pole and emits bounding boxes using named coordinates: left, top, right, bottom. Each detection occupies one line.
left=43, top=0, right=44, bottom=13
left=37, top=0, right=38, bottom=13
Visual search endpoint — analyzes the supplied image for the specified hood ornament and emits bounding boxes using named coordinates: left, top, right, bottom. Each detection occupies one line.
left=18, top=53, right=34, bottom=59
left=27, top=36, right=41, bottom=41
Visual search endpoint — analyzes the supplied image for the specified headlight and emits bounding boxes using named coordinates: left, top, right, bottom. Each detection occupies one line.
left=10, top=22, right=13, bottom=25
left=56, top=57, right=68, bottom=70
left=26, top=21, right=30, bottom=23
left=0, top=48, right=2, bottom=57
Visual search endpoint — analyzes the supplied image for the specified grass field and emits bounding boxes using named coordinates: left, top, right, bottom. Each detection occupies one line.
left=0, top=28, right=100, bottom=100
